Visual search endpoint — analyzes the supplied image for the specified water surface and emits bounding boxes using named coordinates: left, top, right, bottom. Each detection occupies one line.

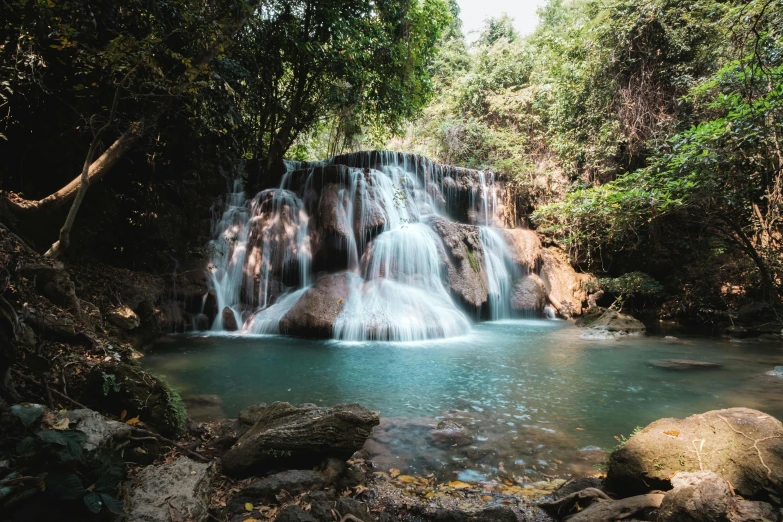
left=144, top=321, right=783, bottom=481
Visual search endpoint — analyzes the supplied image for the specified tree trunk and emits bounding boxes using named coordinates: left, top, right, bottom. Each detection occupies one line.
left=4, top=123, right=142, bottom=216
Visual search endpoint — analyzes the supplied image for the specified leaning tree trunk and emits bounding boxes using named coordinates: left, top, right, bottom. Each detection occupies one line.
left=4, top=123, right=142, bottom=217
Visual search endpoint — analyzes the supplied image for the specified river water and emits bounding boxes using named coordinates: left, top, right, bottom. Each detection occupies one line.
left=144, top=320, right=783, bottom=482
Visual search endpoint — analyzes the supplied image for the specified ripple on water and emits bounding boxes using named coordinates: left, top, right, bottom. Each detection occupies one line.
left=144, top=320, right=783, bottom=482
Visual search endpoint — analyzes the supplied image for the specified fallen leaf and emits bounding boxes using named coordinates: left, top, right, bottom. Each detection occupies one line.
left=448, top=481, right=471, bottom=489
left=52, top=418, right=70, bottom=430
left=244, top=502, right=253, bottom=512
left=481, top=495, right=493, bottom=502
left=120, top=410, right=127, bottom=421
left=125, top=417, right=140, bottom=425
left=576, top=427, right=584, bottom=431
left=664, top=430, right=680, bottom=438
left=397, top=475, right=418, bottom=484
left=389, top=468, right=401, bottom=478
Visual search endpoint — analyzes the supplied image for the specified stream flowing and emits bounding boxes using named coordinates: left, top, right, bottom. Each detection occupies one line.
left=145, top=321, right=783, bottom=482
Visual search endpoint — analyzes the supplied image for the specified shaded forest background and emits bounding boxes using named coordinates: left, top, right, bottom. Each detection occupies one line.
left=1, top=0, right=781, bottom=323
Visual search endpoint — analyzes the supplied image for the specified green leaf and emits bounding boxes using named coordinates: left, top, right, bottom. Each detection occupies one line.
left=83, top=491, right=103, bottom=513
left=10, top=404, right=44, bottom=428
left=99, top=492, right=124, bottom=515
left=15, top=436, right=38, bottom=457
left=46, top=471, right=84, bottom=500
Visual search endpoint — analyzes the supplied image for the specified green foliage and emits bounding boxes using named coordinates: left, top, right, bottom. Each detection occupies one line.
left=10, top=411, right=126, bottom=516
left=599, top=272, right=664, bottom=309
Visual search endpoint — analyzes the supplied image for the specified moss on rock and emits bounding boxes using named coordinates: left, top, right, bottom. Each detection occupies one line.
left=84, top=362, right=187, bottom=438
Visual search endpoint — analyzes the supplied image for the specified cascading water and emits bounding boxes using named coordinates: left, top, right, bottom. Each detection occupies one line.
left=204, top=151, right=541, bottom=341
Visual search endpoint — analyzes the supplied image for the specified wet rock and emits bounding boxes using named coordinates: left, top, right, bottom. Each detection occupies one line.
left=195, top=313, right=210, bottom=330
left=539, top=247, right=592, bottom=318
left=230, top=470, right=325, bottom=508
left=274, top=505, right=318, bottom=522
left=239, top=403, right=268, bottom=425
left=606, top=407, right=783, bottom=501
left=222, top=307, right=238, bottom=331
left=222, top=402, right=379, bottom=477
left=580, top=309, right=645, bottom=339
left=183, top=394, right=224, bottom=422
left=425, top=215, right=488, bottom=311
left=62, top=409, right=130, bottom=451
left=431, top=419, right=472, bottom=447
left=106, top=304, right=140, bottom=331
left=85, top=362, right=187, bottom=438
left=279, top=272, right=355, bottom=339
left=510, top=274, right=547, bottom=312
left=649, top=359, right=723, bottom=370
left=433, top=507, right=517, bottom=522
left=658, top=471, right=734, bottom=522
left=204, top=290, right=219, bottom=325
left=125, top=457, right=215, bottom=522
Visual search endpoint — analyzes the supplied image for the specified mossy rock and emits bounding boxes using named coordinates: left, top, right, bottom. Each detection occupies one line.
left=85, top=362, right=186, bottom=438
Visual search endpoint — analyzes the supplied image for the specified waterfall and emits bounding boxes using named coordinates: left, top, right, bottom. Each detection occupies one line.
left=203, top=151, right=526, bottom=340
left=479, top=226, right=516, bottom=320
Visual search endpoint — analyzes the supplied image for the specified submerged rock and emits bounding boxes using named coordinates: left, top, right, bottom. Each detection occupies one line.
left=124, top=457, right=215, bottom=522
left=766, top=366, right=783, bottom=377
left=230, top=470, right=325, bottom=507
left=649, top=359, right=723, bottom=370
left=221, top=402, right=379, bottom=477
left=606, top=407, right=783, bottom=500
left=430, top=419, right=473, bottom=447
left=239, top=403, right=268, bottom=425
left=580, top=309, right=645, bottom=339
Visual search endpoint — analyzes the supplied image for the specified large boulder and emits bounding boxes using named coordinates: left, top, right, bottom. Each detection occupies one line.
left=606, top=408, right=783, bottom=501
left=124, top=457, right=215, bottom=522
left=85, top=362, right=187, bottom=438
left=580, top=309, right=645, bottom=339
left=510, top=274, right=548, bottom=312
left=425, top=215, right=488, bottom=310
left=538, top=247, right=591, bottom=318
left=279, top=272, right=356, bottom=338
left=221, top=402, right=379, bottom=477
left=657, top=471, right=735, bottom=522
left=501, top=228, right=542, bottom=271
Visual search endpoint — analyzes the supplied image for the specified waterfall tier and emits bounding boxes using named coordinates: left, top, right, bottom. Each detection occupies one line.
left=203, top=151, right=589, bottom=340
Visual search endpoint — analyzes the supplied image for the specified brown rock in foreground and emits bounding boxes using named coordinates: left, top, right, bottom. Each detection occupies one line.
left=606, top=407, right=783, bottom=501
left=221, top=402, right=379, bottom=477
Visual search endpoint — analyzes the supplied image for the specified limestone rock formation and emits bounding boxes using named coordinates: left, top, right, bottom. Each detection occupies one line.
left=606, top=407, right=783, bottom=500
left=425, top=215, right=488, bottom=310
left=124, top=457, right=215, bottom=522
left=539, top=247, right=591, bottom=318
left=580, top=309, right=645, bottom=339
left=279, top=272, right=356, bottom=338
left=501, top=228, right=542, bottom=271
left=62, top=409, right=131, bottom=451
left=221, top=402, right=380, bottom=477
left=510, top=274, right=548, bottom=312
